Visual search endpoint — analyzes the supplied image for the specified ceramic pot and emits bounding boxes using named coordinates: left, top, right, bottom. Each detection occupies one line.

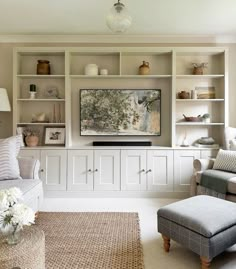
left=25, top=136, right=39, bottom=147
left=37, top=60, right=50, bottom=75
left=192, top=66, right=203, bottom=75
left=139, top=61, right=150, bottom=75
left=85, top=64, right=98, bottom=75
left=178, top=91, right=190, bottom=99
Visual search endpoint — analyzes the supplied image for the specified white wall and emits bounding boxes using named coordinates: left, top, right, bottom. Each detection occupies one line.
left=0, top=42, right=236, bottom=139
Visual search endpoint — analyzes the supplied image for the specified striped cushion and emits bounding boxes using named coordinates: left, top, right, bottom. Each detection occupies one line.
left=0, top=136, right=21, bottom=180
left=213, top=149, right=236, bottom=173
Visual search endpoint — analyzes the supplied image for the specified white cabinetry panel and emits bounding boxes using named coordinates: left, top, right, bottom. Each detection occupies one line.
left=67, top=150, right=93, bottom=191
left=147, top=150, right=173, bottom=192
left=200, top=149, right=218, bottom=159
left=174, top=150, right=200, bottom=192
left=121, top=150, right=146, bottom=191
left=41, top=150, right=67, bottom=191
left=94, top=150, right=120, bottom=191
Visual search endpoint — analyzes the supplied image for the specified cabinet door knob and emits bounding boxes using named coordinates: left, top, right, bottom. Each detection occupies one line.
left=88, top=169, right=92, bottom=172
left=147, top=169, right=152, bottom=173
left=40, top=169, right=44, bottom=172
left=141, top=169, right=145, bottom=172
left=95, top=169, right=98, bottom=172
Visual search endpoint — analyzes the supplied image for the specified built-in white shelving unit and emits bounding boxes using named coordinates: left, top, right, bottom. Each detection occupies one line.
left=13, top=46, right=228, bottom=148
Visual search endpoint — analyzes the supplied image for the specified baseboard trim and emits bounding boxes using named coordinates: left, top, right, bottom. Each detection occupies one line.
left=44, top=191, right=190, bottom=199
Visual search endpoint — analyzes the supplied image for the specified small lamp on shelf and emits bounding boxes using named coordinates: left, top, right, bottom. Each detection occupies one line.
left=0, top=88, right=11, bottom=112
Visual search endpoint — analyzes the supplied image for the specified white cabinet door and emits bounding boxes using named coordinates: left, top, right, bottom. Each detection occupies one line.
left=200, top=149, right=218, bottom=159
left=40, top=150, right=67, bottom=191
left=147, top=150, right=173, bottom=192
left=174, top=150, right=200, bottom=192
left=94, top=150, right=120, bottom=191
left=19, top=149, right=41, bottom=160
left=67, top=150, right=93, bottom=191
left=121, top=150, right=146, bottom=191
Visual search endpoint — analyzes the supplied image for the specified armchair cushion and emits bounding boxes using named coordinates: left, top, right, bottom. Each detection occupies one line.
left=213, top=149, right=236, bottom=173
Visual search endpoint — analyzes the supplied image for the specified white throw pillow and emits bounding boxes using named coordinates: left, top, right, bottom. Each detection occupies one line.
left=0, top=136, right=21, bottom=180
left=229, top=139, right=236, bottom=151
left=213, top=149, right=236, bottom=173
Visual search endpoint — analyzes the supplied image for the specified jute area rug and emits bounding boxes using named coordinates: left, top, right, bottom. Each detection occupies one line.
left=36, top=212, right=144, bottom=269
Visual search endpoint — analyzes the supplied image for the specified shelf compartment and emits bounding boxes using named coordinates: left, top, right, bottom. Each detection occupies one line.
left=16, top=101, right=65, bottom=124
left=70, top=52, right=120, bottom=76
left=17, top=75, right=65, bottom=78
left=121, top=52, right=172, bottom=76
left=17, top=123, right=66, bottom=126
left=17, top=99, right=65, bottom=102
left=17, top=78, right=65, bottom=99
left=17, top=52, right=65, bottom=75
left=70, top=74, right=172, bottom=79
left=176, top=99, right=224, bottom=102
left=176, top=51, right=225, bottom=75
left=176, top=75, right=224, bottom=79
left=176, top=122, right=224, bottom=126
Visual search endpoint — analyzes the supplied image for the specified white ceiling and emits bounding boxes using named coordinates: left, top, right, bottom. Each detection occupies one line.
left=0, top=0, right=235, bottom=36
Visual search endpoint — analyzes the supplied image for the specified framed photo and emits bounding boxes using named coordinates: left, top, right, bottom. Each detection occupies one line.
left=195, top=86, right=216, bottom=99
left=44, top=127, right=65, bottom=145
left=80, top=89, right=161, bottom=136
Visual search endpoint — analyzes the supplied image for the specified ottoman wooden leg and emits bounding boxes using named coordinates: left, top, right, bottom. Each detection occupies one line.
left=200, top=257, right=211, bottom=269
left=162, top=235, right=170, bottom=252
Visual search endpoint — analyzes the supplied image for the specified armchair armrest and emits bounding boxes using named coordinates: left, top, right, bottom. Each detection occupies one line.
left=193, top=158, right=215, bottom=172
left=18, top=158, right=40, bottom=180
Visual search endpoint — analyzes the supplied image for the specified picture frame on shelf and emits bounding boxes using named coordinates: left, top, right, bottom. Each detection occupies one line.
left=194, top=86, right=215, bottom=99
left=44, top=127, right=65, bottom=145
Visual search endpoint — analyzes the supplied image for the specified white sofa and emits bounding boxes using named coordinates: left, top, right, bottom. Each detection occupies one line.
left=0, top=158, right=43, bottom=212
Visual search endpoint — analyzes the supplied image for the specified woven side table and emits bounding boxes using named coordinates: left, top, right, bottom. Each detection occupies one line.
left=0, top=226, right=45, bottom=269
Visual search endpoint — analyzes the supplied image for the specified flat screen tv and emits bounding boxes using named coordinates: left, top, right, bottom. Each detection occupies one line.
left=80, top=89, right=161, bottom=136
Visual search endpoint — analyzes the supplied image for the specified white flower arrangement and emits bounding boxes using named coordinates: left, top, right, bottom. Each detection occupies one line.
left=0, top=187, right=35, bottom=235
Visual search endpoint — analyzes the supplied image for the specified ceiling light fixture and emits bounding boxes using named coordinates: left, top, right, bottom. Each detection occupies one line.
left=106, top=0, right=132, bottom=33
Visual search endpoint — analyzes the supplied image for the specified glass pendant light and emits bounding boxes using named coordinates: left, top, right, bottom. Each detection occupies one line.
left=106, top=0, right=132, bottom=33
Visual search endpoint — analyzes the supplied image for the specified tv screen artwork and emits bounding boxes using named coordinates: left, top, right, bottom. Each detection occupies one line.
left=80, top=89, right=161, bottom=136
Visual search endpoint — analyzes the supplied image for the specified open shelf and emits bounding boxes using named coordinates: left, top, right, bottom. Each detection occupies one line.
left=17, top=99, right=65, bottom=102
left=17, top=122, right=66, bottom=126
left=17, top=75, right=65, bottom=78
left=176, top=122, right=224, bottom=126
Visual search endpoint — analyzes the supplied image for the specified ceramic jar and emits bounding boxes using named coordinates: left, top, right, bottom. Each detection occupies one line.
left=139, top=61, right=150, bottom=75
left=25, top=136, right=39, bottom=147
left=37, top=60, right=50, bottom=75
left=85, top=64, right=98, bottom=75
left=178, top=91, right=190, bottom=99
left=100, top=69, right=108, bottom=75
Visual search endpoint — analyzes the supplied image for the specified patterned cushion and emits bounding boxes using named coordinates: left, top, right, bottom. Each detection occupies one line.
left=0, top=136, right=21, bottom=180
left=213, top=149, right=236, bottom=173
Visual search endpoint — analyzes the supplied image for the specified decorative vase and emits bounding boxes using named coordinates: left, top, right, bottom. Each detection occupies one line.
left=37, top=60, right=50, bottom=75
left=6, top=229, right=21, bottom=245
left=139, top=61, right=150, bottom=75
left=84, top=64, right=98, bottom=75
left=25, top=135, right=39, bottom=147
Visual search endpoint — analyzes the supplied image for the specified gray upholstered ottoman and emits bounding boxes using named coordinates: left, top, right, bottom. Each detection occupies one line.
left=157, top=195, right=236, bottom=269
